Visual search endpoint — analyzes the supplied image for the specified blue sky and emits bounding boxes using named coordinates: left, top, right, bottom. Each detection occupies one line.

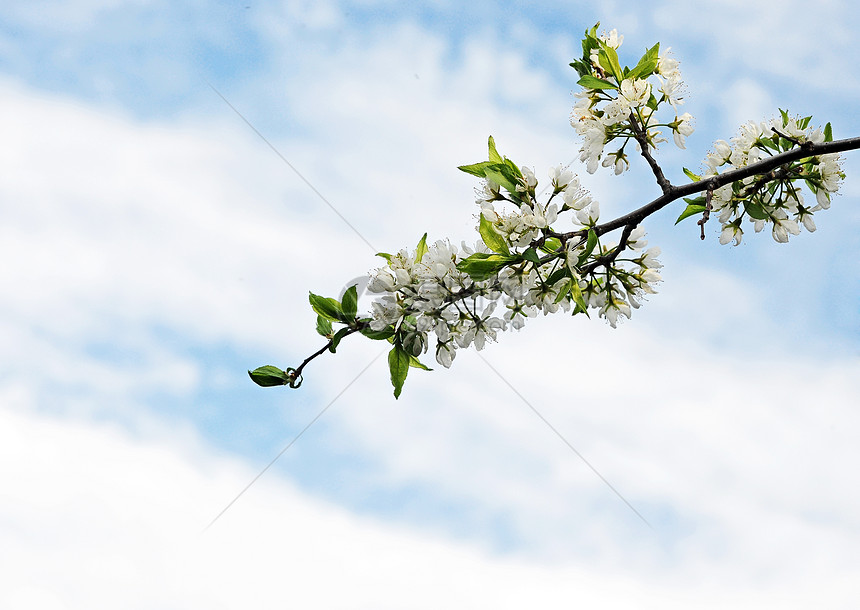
left=2, top=1, right=859, bottom=607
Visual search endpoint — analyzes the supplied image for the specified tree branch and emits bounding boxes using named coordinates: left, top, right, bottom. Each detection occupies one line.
left=560, top=134, right=860, bottom=240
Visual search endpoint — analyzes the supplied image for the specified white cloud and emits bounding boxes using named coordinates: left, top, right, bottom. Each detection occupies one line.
left=717, top=78, right=775, bottom=135
left=326, top=303, right=860, bottom=571
left=0, top=78, right=356, bottom=349
left=3, top=400, right=860, bottom=609
left=648, top=0, right=857, bottom=87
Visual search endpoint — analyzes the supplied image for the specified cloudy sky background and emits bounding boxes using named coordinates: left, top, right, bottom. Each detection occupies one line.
left=1, top=1, right=859, bottom=607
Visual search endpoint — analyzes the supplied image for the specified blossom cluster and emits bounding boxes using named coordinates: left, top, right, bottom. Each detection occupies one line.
left=368, top=239, right=505, bottom=369
left=366, top=161, right=663, bottom=370
left=577, top=228, right=663, bottom=328
left=569, top=24, right=694, bottom=174
left=701, top=111, right=844, bottom=245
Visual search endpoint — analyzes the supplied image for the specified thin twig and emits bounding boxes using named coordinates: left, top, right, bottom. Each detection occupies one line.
left=628, top=112, right=673, bottom=194
left=697, top=185, right=713, bottom=240
left=291, top=325, right=365, bottom=381
left=771, top=128, right=814, bottom=151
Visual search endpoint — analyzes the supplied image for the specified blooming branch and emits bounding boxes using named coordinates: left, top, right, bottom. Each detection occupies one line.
left=250, top=23, right=859, bottom=398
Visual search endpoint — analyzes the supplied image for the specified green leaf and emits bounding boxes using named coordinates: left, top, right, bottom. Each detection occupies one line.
left=484, top=166, right=518, bottom=194
left=779, top=108, right=790, bottom=127
left=360, top=324, right=395, bottom=341
left=627, top=42, right=660, bottom=80
left=577, top=229, right=598, bottom=265
left=316, top=315, right=333, bottom=337
left=414, top=232, right=429, bottom=264
left=569, top=279, right=588, bottom=313
left=456, top=252, right=515, bottom=281
left=328, top=327, right=352, bottom=353
left=487, top=135, right=503, bottom=163
left=744, top=199, right=770, bottom=221
left=683, top=167, right=701, bottom=182
left=824, top=122, right=833, bottom=142
left=577, top=75, right=617, bottom=90
left=646, top=93, right=659, bottom=111
left=545, top=268, right=568, bottom=286
left=408, top=354, right=432, bottom=371
left=388, top=344, right=410, bottom=399
left=458, top=161, right=495, bottom=178
left=540, top=237, right=562, bottom=253
left=521, top=247, right=541, bottom=266
left=248, top=366, right=290, bottom=387
left=582, top=25, right=599, bottom=56
left=598, top=43, right=622, bottom=81
left=569, top=59, right=591, bottom=77
left=479, top=214, right=510, bottom=255
left=502, top=157, right=524, bottom=180
left=341, top=285, right=358, bottom=319
left=375, top=252, right=392, bottom=262
left=675, top=203, right=707, bottom=225
left=309, top=292, right=343, bottom=322
left=553, top=279, right=572, bottom=304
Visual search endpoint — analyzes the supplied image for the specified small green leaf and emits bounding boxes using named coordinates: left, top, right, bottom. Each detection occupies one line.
left=502, top=157, right=524, bottom=180
left=779, top=108, right=789, bottom=127
left=487, top=135, right=503, bottom=163
left=675, top=203, right=707, bottom=225
left=360, top=324, right=395, bottom=340
left=309, top=292, right=343, bottom=322
left=580, top=28, right=599, bottom=61
left=824, top=122, right=833, bottom=142
left=408, top=354, right=432, bottom=371
left=479, top=214, right=510, bottom=255
left=375, top=252, right=392, bottom=262
left=545, top=268, right=568, bottom=286
left=388, top=344, right=410, bottom=399
left=414, top=232, right=429, bottom=264
left=569, top=280, right=588, bottom=313
left=553, top=279, right=572, bottom=304
left=577, top=75, right=617, bottom=90
left=541, top=237, right=562, bottom=253
left=484, top=167, right=518, bottom=194
left=569, top=59, right=591, bottom=77
left=683, top=167, right=701, bottom=182
left=598, top=43, right=622, bottom=81
left=521, top=247, right=541, bottom=266
left=627, top=42, right=660, bottom=80
left=328, top=327, right=352, bottom=353
left=316, top=315, right=333, bottom=337
left=248, top=366, right=290, bottom=387
left=744, top=199, right=770, bottom=221
left=578, top=229, right=598, bottom=265
left=646, top=93, right=659, bottom=111
left=341, top=285, right=358, bottom=319
left=456, top=252, right=515, bottom=281
left=457, top=161, right=495, bottom=178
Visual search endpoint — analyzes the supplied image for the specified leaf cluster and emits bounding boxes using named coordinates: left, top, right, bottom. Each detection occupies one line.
left=570, top=22, right=660, bottom=90
left=458, top=136, right=526, bottom=203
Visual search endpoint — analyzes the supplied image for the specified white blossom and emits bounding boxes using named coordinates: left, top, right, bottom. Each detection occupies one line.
left=702, top=112, right=843, bottom=245
left=672, top=112, right=695, bottom=149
